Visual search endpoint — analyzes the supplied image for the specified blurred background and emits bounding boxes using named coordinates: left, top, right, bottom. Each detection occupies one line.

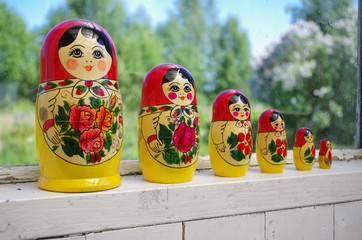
left=0, top=0, right=358, bottom=165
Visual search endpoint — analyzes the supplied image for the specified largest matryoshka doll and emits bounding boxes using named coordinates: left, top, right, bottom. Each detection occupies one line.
left=36, top=19, right=123, bottom=192
left=256, top=109, right=288, bottom=173
left=138, top=63, right=200, bottom=183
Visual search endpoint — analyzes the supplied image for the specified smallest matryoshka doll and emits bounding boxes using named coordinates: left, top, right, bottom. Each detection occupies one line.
left=209, top=89, right=252, bottom=177
left=293, top=127, right=316, bottom=170
left=256, top=109, right=288, bottom=173
left=319, top=139, right=332, bottom=169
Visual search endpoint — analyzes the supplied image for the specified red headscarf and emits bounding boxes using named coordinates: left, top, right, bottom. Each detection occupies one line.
left=140, top=63, right=197, bottom=107
left=294, top=127, right=312, bottom=147
left=257, top=109, right=284, bottom=133
left=40, top=19, right=117, bottom=83
left=319, top=138, right=331, bottom=155
left=212, top=89, right=250, bottom=121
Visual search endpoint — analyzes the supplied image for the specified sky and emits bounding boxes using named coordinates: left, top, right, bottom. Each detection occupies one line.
left=2, top=0, right=301, bottom=56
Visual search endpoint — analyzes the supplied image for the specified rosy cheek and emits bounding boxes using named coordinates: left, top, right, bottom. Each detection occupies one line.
left=233, top=112, right=239, bottom=117
left=274, top=126, right=278, bottom=130
left=98, top=60, right=107, bottom=71
left=66, top=59, right=78, bottom=71
left=168, top=92, right=177, bottom=100
left=187, top=93, right=193, bottom=100
left=245, top=112, right=249, bottom=117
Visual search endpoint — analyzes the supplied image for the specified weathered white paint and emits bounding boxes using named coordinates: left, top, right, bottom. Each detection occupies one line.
left=184, top=213, right=264, bottom=240
left=2, top=149, right=361, bottom=184
left=335, top=200, right=362, bottom=240
left=266, top=205, right=333, bottom=240
left=0, top=160, right=361, bottom=240
left=86, top=223, right=182, bottom=240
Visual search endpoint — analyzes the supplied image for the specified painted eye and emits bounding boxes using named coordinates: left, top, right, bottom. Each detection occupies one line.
left=92, top=50, right=104, bottom=59
left=170, top=85, right=180, bottom=92
left=184, top=85, right=192, bottom=93
left=69, top=48, right=84, bottom=58
left=244, top=108, right=249, bottom=112
left=233, top=108, right=241, bottom=112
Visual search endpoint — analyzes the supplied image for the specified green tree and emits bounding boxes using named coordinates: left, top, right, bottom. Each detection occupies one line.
left=252, top=4, right=357, bottom=146
left=287, top=0, right=354, bottom=33
left=212, top=16, right=251, bottom=97
left=0, top=2, right=38, bottom=101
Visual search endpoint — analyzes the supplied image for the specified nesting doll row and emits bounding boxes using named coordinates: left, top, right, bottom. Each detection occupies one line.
left=36, top=19, right=332, bottom=193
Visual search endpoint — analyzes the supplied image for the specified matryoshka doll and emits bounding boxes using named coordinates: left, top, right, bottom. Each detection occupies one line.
left=138, top=63, right=200, bottom=183
left=256, top=109, right=288, bottom=173
left=209, top=89, right=252, bottom=177
left=319, top=139, right=332, bottom=169
left=293, top=127, right=315, bottom=170
left=36, top=19, right=123, bottom=192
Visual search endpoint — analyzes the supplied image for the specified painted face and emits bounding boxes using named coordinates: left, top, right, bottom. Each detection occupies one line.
left=228, top=100, right=250, bottom=121
left=270, top=116, right=285, bottom=132
left=304, top=130, right=314, bottom=143
left=326, top=140, right=332, bottom=148
left=58, top=30, right=112, bottom=80
left=162, top=72, right=195, bottom=106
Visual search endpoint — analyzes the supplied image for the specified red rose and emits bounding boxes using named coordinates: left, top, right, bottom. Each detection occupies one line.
left=173, top=122, right=196, bottom=153
left=79, top=128, right=104, bottom=153
left=276, top=139, right=282, bottom=147
left=96, top=106, right=114, bottom=132
left=69, top=105, right=96, bottom=132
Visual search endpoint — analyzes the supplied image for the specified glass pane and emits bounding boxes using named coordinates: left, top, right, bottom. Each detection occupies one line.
left=0, top=0, right=358, bottom=165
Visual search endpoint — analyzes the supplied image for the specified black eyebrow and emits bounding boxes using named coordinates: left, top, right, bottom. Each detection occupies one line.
left=70, top=44, right=85, bottom=49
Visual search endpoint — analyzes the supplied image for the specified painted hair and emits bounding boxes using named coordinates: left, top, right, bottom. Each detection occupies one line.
left=58, top=25, right=113, bottom=57
left=162, top=68, right=195, bottom=88
left=228, top=93, right=249, bottom=106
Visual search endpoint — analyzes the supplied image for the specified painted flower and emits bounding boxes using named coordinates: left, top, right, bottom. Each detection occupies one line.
left=79, top=128, right=104, bottom=153
left=193, top=117, right=199, bottom=127
left=173, top=122, right=196, bottom=153
left=97, top=106, right=114, bottom=132
left=69, top=105, right=96, bottom=132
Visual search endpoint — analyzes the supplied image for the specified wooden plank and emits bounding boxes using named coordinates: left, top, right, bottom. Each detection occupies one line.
left=335, top=200, right=362, bottom=240
left=184, top=213, right=264, bottom=240
left=1, top=149, right=361, bottom=184
left=0, top=160, right=362, bottom=240
left=265, top=205, right=333, bottom=240
left=86, top=223, right=182, bottom=240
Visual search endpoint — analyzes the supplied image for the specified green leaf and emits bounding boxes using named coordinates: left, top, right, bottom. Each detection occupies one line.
left=305, top=156, right=315, bottom=163
left=271, top=154, right=284, bottom=162
left=86, top=153, right=91, bottom=164
left=187, top=117, right=192, bottom=127
left=168, top=122, right=175, bottom=131
left=61, top=137, right=83, bottom=158
left=63, top=101, right=70, bottom=113
left=55, top=105, right=69, bottom=133
left=52, top=145, right=59, bottom=151
left=76, top=85, right=87, bottom=93
left=230, top=150, right=245, bottom=161
left=111, top=121, right=118, bottom=134
left=89, top=97, right=101, bottom=109
left=104, top=132, right=112, bottom=151
left=66, top=130, right=81, bottom=138
left=113, top=107, right=120, bottom=117
left=304, top=147, right=311, bottom=157
left=227, top=132, right=238, bottom=149
left=268, top=140, right=277, bottom=154
left=78, top=99, right=85, bottom=106
left=159, top=124, right=173, bottom=147
left=162, top=148, right=180, bottom=165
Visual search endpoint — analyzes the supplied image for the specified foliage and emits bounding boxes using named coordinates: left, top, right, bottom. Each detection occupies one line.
left=252, top=2, right=357, bottom=146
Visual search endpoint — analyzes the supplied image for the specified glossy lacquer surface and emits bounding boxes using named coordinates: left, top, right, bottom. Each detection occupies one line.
left=138, top=63, right=200, bottom=183
left=256, top=109, right=288, bottom=173
left=209, top=89, right=252, bottom=177
left=36, top=19, right=123, bottom=192
left=293, top=127, right=316, bottom=171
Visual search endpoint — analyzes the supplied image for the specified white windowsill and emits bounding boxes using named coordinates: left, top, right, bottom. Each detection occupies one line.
left=1, top=149, right=362, bottom=239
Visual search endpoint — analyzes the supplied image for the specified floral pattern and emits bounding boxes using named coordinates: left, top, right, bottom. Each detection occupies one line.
left=151, top=106, right=199, bottom=166
left=304, top=145, right=316, bottom=164
left=268, top=138, right=288, bottom=163
left=226, top=131, right=253, bottom=162
left=53, top=94, right=121, bottom=164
